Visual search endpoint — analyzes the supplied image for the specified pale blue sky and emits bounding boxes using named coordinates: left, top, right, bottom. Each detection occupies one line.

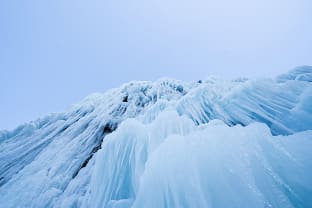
left=1, top=0, right=312, bottom=130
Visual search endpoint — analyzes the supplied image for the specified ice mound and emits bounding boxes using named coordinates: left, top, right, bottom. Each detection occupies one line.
left=0, top=67, right=311, bottom=207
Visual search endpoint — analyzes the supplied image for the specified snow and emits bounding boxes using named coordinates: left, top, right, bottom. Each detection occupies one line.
left=0, top=67, right=311, bottom=207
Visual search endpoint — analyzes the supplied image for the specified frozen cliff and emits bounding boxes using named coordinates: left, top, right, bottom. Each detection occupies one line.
left=0, top=66, right=312, bottom=208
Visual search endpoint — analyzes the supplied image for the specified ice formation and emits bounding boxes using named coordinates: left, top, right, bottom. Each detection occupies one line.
left=0, top=66, right=311, bottom=208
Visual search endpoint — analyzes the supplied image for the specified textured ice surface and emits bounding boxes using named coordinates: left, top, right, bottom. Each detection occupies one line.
left=0, top=67, right=311, bottom=207
left=88, top=112, right=312, bottom=208
left=277, top=66, right=312, bottom=82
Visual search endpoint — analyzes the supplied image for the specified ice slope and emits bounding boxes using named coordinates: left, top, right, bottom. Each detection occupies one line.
left=177, top=75, right=312, bottom=135
left=0, top=66, right=311, bottom=208
left=0, top=79, right=188, bottom=207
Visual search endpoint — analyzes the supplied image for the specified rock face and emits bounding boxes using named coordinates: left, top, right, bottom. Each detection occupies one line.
left=0, top=67, right=312, bottom=208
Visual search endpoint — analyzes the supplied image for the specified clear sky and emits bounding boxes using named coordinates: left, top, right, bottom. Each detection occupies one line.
left=1, top=0, right=312, bottom=130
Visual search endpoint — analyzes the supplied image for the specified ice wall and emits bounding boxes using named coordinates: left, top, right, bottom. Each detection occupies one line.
left=87, top=111, right=312, bottom=208
left=0, top=67, right=311, bottom=207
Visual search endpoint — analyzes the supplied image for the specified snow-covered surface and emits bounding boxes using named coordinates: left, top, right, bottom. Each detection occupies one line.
left=0, top=67, right=311, bottom=207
